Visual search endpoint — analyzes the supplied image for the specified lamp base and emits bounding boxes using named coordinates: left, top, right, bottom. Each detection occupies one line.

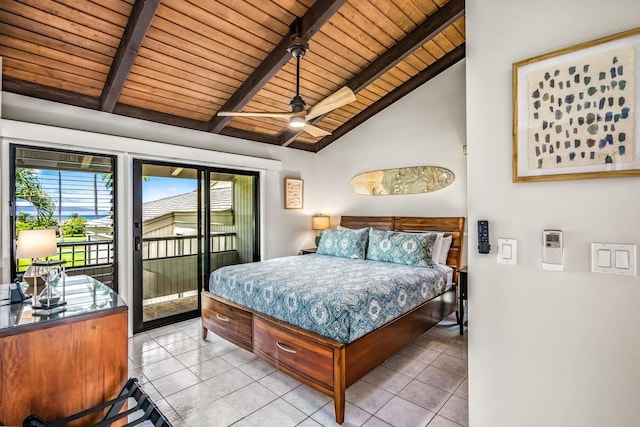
left=315, top=235, right=322, bottom=247
left=36, top=284, right=62, bottom=307
left=32, top=290, right=67, bottom=315
left=32, top=300, right=66, bottom=310
left=32, top=302, right=67, bottom=317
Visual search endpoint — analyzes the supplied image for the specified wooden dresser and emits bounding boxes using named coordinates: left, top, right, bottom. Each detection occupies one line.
left=0, top=275, right=128, bottom=426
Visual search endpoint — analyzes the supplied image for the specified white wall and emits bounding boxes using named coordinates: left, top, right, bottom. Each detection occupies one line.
left=466, top=1, right=640, bottom=426
left=317, top=60, right=468, bottom=229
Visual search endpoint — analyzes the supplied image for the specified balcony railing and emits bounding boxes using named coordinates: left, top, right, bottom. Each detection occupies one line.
left=16, top=239, right=114, bottom=273
left=16, top=233, right=238, bottom=291
left=142, top=233, right=239, bottom=312
left=142, top=232, right=236, bottom=260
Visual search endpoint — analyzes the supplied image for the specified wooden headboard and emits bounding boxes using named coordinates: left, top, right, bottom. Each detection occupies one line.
left=340, top=216, right=466, bottom=283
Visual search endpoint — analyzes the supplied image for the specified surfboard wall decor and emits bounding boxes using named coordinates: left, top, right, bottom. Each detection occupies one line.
left=349, top=166, right=455, bottom=196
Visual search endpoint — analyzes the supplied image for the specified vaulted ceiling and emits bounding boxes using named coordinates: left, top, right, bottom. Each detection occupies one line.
left=0, top=0, right=465, bottom=152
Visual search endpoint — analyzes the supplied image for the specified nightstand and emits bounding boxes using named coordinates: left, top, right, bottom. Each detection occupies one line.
left=300, top=248, right=317, bottom=255
left=458, top=267, right=468, bottom=335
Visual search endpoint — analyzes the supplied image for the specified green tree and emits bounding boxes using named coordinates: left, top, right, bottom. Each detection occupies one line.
left=62, top=213, right=87, bottom=236
left=101, top=173, right=113, bottom=191
left=16, top=211, right=32, bottom=232
left=15, top=168, right=55, bottom=224
left=27, top=215, right=58, bottom=229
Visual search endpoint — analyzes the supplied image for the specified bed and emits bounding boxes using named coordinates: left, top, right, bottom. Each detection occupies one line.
left=201, top=216, right=465, bottom=424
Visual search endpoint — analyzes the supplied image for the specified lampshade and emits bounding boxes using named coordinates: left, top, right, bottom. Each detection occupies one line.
left=312, top=215, right=330, bottom=231
left=16, top=229, right=58, bottom=259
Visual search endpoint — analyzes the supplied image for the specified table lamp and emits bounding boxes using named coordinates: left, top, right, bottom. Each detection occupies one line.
left=312, top=215, right=330, bottom=247
left=16, top=229, right=65, bottom=311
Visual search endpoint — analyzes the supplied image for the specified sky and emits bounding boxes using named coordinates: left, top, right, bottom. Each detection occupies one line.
left=142, top=176, right=197, bottom=203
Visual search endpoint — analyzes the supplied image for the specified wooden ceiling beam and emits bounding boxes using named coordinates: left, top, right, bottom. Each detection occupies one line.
left=113, top=103, right=209, bottom=131
left=100, top=0, right=161, bottom=112
left=2, top=76, right=100, bottom=110
left=278, top=0, right=465, bottom=147
left=311, top=44, right=465, bottom=152
left=207, top=0, right=348, bottom=133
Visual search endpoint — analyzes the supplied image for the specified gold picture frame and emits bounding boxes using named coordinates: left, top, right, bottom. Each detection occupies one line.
left=513, top=27, right=640, bottom=182
left=284, top=178, right=303, bottom=209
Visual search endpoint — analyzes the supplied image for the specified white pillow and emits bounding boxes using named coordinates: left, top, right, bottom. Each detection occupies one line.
left=439, top=235, right=452, bottom=264
left=431, top=232, right=444, bottom=265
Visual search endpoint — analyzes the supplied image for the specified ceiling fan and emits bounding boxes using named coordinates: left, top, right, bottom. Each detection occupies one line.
left=217, top=38, right=357, bottom=138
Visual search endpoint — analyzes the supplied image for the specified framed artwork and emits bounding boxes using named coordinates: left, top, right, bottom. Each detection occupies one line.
left=284, top=178, right=303, bottom=209
left=513, top=27, right=640, bottom=182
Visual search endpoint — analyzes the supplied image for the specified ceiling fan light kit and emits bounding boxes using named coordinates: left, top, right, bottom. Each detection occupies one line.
left=289, top=116, right=306, bottom=128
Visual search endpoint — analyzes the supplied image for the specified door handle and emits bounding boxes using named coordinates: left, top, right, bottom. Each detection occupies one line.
left=135, top=236, right=141, bottom=251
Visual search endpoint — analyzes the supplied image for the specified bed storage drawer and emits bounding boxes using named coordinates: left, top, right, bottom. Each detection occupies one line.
left=202, top=296, right=252, bottom=351
left=253, top=316, right=334, bottom=387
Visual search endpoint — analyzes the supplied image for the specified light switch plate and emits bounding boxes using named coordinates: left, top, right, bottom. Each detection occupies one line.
left=591, top=243, right=637, bottom=276
left=497, top=238, right=517, bottom=265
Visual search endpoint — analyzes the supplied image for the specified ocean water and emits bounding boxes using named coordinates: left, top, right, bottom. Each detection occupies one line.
left=16, top=208, right=111, bottom=221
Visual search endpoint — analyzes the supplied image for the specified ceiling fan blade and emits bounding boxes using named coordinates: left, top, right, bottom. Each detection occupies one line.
left=217, top=111, right=298, bottom=118
left=303, top=123, right=332, bottom=137
left=306, top=87, right=357, bottom=120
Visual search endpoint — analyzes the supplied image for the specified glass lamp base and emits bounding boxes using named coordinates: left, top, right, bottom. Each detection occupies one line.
left=32, top=303, right=67, bottom=317
left=32, top=285, right=67, bottom=316
left=36, top=285, right=62, bottom=308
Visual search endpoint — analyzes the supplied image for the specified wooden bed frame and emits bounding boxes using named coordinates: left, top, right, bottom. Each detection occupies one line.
left=201, top=216, right=465, bottom=424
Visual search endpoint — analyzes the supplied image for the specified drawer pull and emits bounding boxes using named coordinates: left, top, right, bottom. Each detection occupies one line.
left=216, top=313, right=230, bottom=322
left=276, top=342, right=297, bottom=354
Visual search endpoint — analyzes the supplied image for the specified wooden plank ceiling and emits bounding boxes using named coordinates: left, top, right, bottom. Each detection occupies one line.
left=0, top=0, right=465, bottom=152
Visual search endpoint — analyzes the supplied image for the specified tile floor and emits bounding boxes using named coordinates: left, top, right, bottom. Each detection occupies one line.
left=128, top=314, right=468, bottom=427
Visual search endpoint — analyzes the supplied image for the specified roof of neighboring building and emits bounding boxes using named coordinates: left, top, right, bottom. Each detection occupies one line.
left=142, top=184, right=232, bottom=222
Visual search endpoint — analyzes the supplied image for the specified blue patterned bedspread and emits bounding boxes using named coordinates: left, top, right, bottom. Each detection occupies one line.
left=208, top=254, right=450, bottom=343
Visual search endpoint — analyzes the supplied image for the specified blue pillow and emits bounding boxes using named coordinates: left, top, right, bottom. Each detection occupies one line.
left=366, top=228, right=437, bottom=267
left=316, top=227, right=369, bottom=259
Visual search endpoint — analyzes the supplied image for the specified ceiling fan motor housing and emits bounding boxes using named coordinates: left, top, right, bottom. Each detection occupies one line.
left=289, top=95, right=306, bottom=112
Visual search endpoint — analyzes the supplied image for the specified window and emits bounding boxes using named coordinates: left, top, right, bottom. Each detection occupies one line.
left=11, top=145, right=118, bottom=289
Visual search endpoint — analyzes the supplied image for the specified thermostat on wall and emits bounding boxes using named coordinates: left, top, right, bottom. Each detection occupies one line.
left=542, top=229, right=564, bottom=271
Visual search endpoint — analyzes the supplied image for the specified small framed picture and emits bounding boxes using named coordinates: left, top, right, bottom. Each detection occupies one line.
left=284, top=178, right=303, bottom=209
left=513, top=27, right=640, bottom=182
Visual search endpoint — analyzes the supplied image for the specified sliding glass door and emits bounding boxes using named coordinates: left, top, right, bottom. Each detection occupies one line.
left=132, top=159, right=259, bottom=332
